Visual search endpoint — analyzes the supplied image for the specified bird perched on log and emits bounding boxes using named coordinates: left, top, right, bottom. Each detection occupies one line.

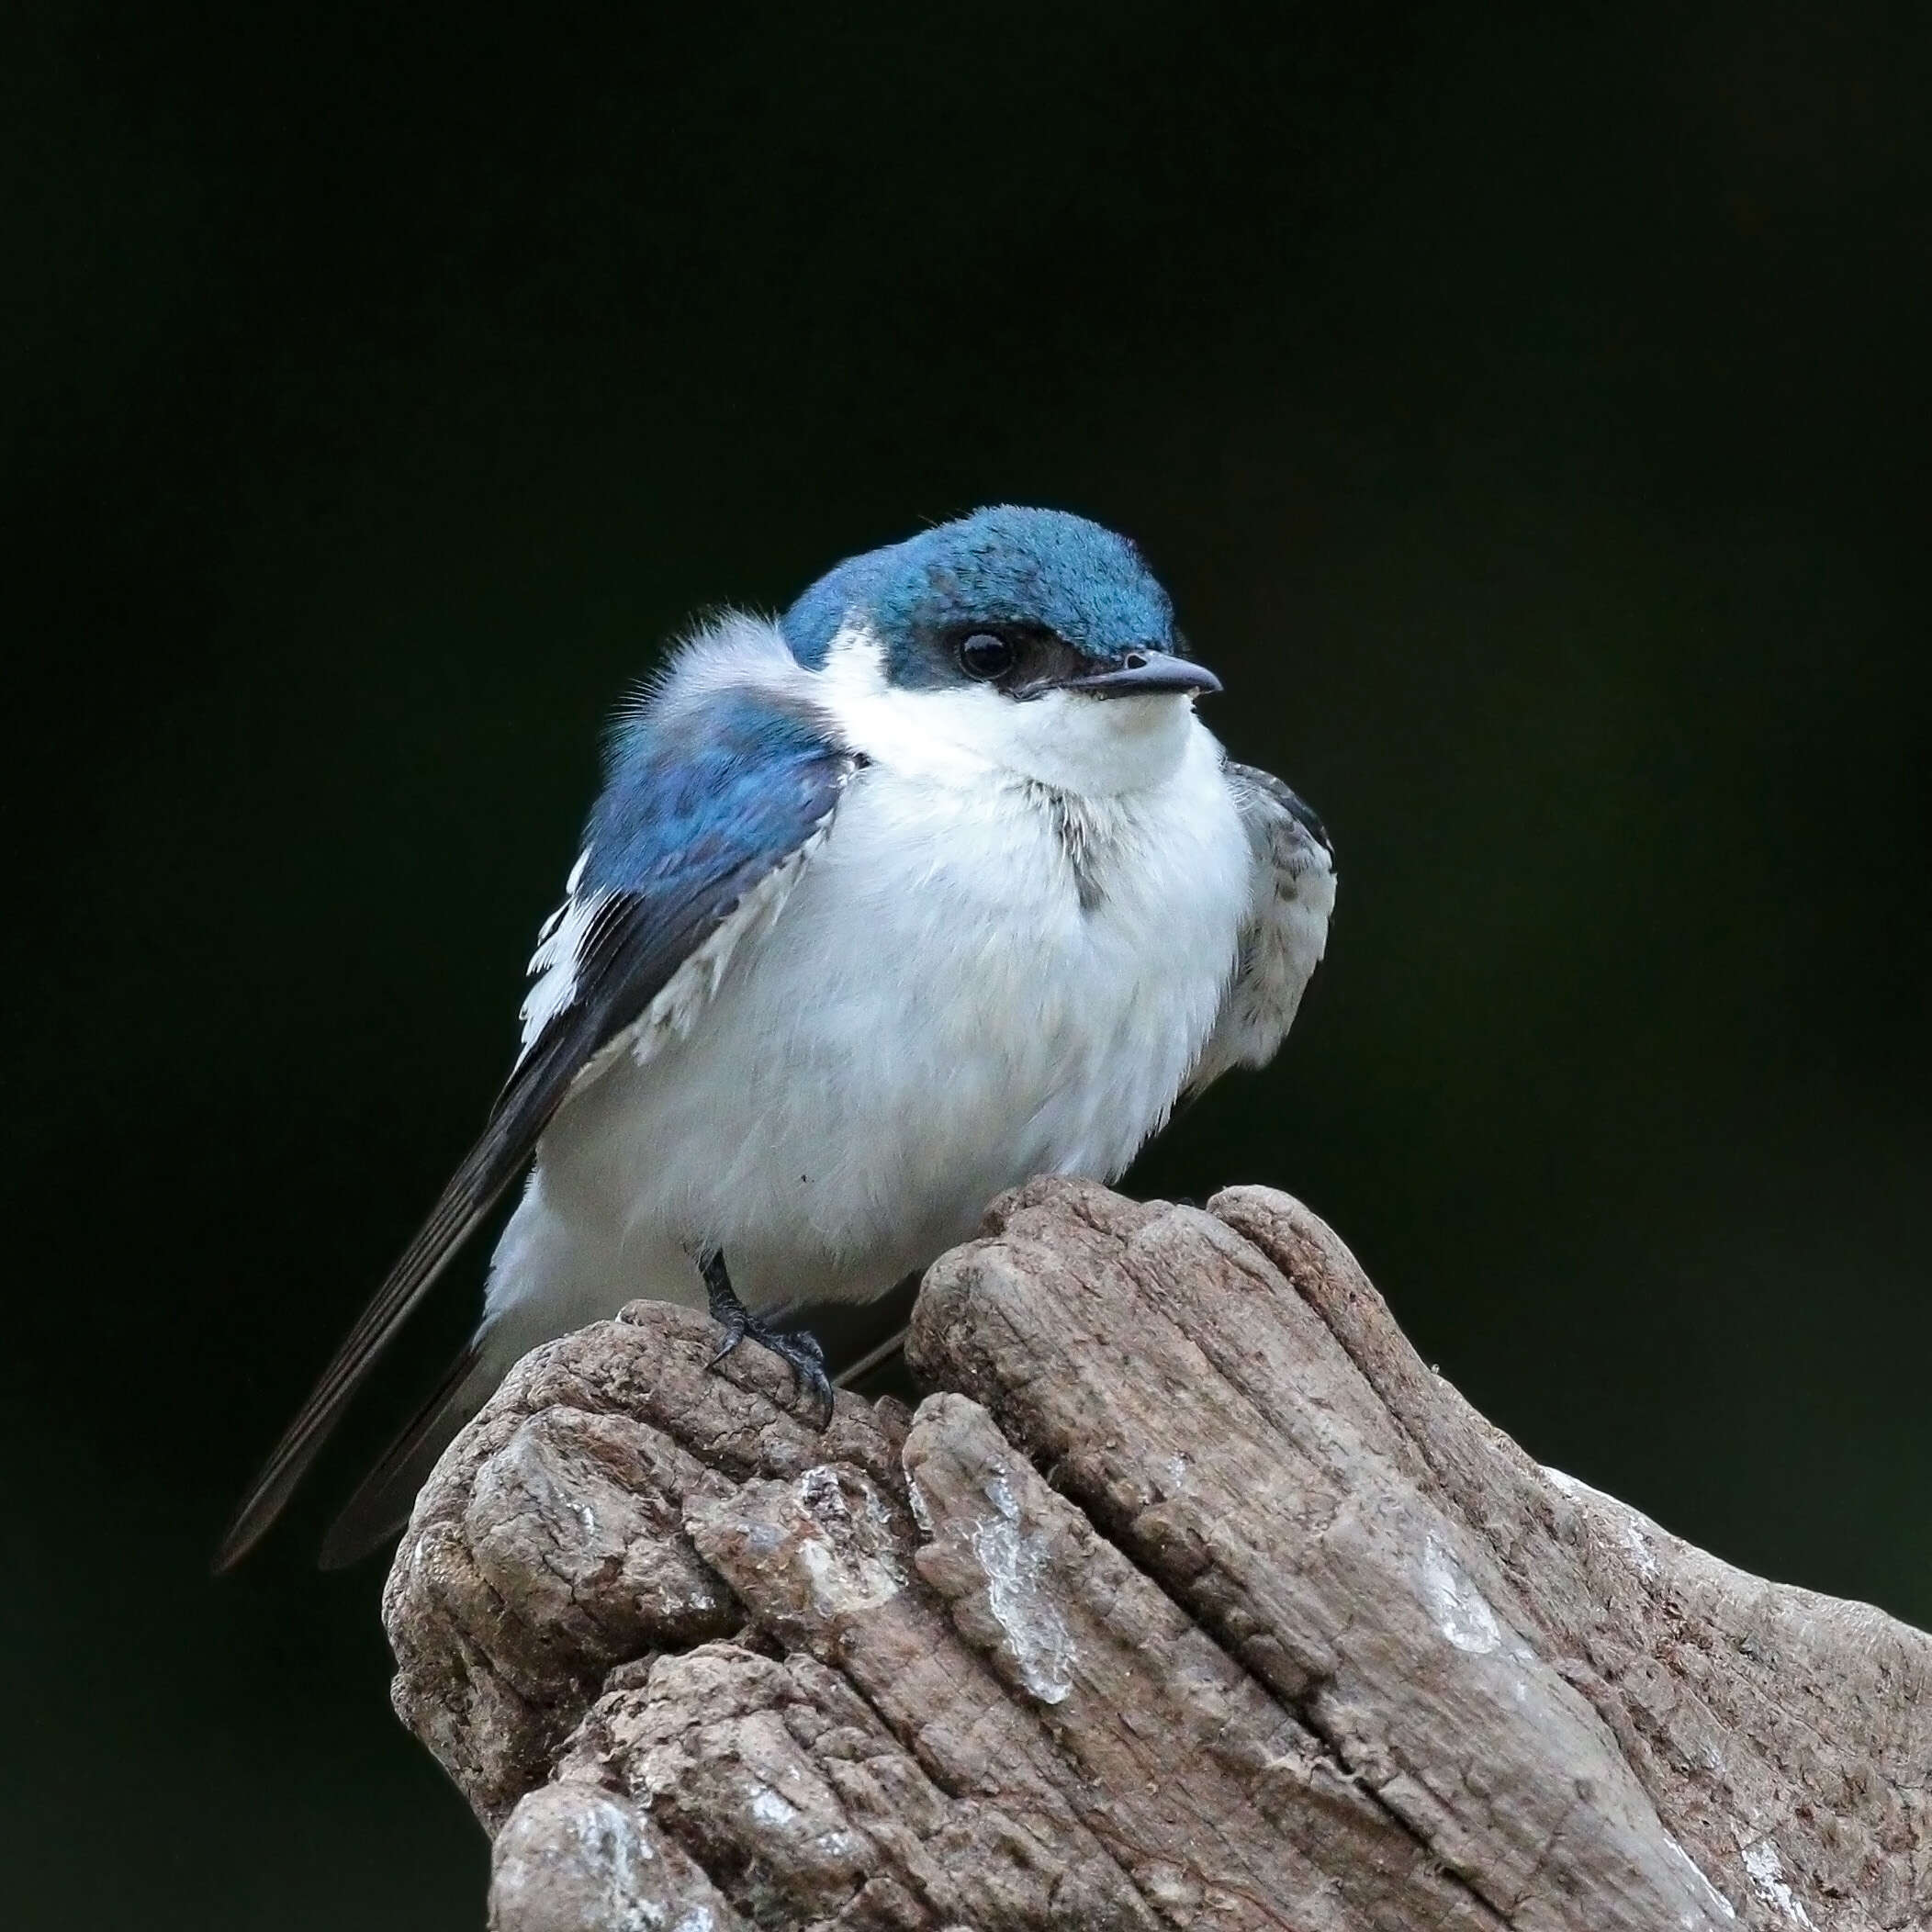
left=218, top=507, right=1335, bottom=1569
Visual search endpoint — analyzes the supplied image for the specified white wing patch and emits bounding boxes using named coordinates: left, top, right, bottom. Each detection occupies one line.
left=518, top=851, right=607, bottom=1056
left=1184, top=762, right=1336, bottom=1099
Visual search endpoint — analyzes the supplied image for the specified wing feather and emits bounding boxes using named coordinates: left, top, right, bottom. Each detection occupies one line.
left=215, top=668, right=854, bottom=1570
left=1183, top=761, right=1336, bottom=1102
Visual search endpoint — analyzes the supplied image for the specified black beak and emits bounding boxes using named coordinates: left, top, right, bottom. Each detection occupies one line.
left=1049, top=649, right=1223, bottom=700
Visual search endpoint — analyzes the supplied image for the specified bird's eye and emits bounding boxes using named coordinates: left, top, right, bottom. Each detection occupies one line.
left=957, top=632, right=1016, bottom=680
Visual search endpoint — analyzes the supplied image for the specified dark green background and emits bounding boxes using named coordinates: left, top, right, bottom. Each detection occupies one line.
left=6, top=3, right=1927, bottom=1924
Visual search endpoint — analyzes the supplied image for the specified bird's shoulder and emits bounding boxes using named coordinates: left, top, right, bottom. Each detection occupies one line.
left=514, top=614, right=859, bottom=1073
left=584, top=613, right=855, bottom=884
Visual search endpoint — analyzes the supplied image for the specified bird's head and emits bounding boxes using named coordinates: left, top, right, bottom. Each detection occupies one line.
left=781, top=506, right=1220, bottom=794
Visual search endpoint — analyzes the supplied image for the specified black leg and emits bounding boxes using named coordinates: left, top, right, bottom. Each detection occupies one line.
left=699, top=1248, right=833, bottom=1429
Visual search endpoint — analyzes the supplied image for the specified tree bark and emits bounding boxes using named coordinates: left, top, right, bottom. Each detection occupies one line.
left=383, top=1179, right=1931, bottom=1930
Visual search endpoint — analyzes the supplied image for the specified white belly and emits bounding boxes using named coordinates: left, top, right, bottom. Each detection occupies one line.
left=486, top=724, right=1249, bottom=1329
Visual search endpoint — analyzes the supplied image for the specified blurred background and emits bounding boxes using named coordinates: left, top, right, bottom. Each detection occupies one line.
left=5, top=1, right=1928, bottom=1923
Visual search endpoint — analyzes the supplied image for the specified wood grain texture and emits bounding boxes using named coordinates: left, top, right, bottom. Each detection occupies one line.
left=379, top=1180, right=1931, bottom=1931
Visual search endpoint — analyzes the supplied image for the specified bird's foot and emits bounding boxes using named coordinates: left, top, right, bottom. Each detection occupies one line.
left=700, top=1250, right=833, bottom=1429
left=713, top=1317, right=833, bottom=1428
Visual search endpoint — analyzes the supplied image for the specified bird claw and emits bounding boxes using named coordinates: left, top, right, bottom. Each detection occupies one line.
left=710, top=1315, right=833, bottom=1427
left=701, top=1248, right=834, bottom=1429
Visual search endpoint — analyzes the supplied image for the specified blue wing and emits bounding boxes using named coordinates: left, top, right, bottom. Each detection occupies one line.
left=217, top=648, right=856, bottom=1567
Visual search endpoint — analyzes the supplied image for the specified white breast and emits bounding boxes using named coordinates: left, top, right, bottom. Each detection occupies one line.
left=524, top=712, right=1250, bottom=1315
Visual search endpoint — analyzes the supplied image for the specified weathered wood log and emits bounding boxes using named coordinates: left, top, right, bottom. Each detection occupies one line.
left=383, top=1180, right=1932, bottom=1930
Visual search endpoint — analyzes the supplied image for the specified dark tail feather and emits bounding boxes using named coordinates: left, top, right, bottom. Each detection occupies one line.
left=316, top=1341, right=490, bottom=1570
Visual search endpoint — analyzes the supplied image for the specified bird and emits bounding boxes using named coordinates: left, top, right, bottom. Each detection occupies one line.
left=216, top=506, right=1335, bottom=1570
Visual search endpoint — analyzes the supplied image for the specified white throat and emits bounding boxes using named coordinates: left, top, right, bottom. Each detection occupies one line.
left=814, top=624, right=1200, bottom=797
